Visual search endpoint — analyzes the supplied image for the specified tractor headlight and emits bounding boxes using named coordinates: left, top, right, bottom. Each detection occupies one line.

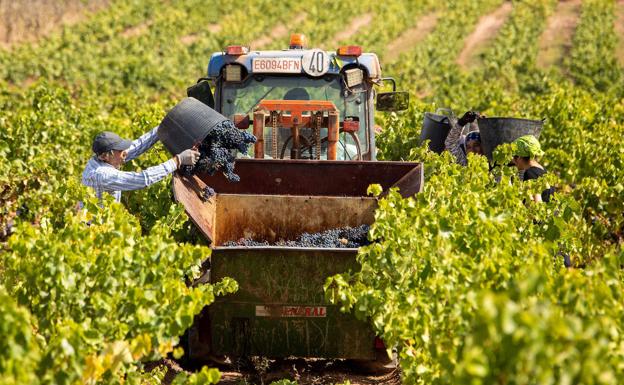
left=225, top=65, right=242, bottom=82
left=345, top=68, right=363, bottom=88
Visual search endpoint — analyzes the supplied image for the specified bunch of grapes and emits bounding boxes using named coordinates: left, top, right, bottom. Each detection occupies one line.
left=225, top=225, right=371, bottom=248
left=292, top=225, right=371, bottom=248
left=201, top=186, right=215, bottom=202
left=182, top=120, right=256, bottom=182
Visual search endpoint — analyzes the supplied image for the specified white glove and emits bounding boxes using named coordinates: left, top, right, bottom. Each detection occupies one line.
left=176, top=149, right=200, bottom=167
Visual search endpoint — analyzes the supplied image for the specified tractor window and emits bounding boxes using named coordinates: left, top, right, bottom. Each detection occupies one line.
left=221, top=75, right=368, bottom=160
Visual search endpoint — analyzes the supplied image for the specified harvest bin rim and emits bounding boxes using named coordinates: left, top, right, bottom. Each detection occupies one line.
left=171, top=159, right=423, bottom=245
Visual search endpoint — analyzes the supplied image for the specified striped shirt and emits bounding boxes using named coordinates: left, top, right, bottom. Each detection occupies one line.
left=444, top=116, right=479, bottom=166
left=81, top=126, right=177, bottom=202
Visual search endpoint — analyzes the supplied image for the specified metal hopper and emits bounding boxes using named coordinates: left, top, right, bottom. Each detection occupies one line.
left=172, top=159, right=423, bottom=361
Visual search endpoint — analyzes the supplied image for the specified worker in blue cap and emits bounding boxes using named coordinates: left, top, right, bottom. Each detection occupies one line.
left=444, top=111, right=484, bottom=166
left=82, top=127, right=199, bottom=202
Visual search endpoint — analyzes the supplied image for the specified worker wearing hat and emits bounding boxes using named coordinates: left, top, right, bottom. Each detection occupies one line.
left=444, top=110, right=484, bottom=166
left=82, top=126, right=200, bottom=202
left=511, top=135, right=553, bottom=202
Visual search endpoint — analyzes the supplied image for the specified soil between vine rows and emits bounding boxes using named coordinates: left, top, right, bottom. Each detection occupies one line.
left=148, top=357, right=401, bottom=384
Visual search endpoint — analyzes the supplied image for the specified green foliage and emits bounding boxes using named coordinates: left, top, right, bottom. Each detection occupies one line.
left=269, top=380, right=298, bottom=385
left=171, top=366, right=221, bottom=385
left=1, top=0, right=623, bottom=383
left=481, top=0, right=557, bottom=85
left=0, top=290, right=41, bottom=385
left=384, top=0, right=506, bottom=101
left=1, top=196, right=236, bottom=384
left=374, top=102, right=431, bottom=161
left=521, top=84, right=624, bottom=253
left=328, top=3, right=624, bottom=378
left=567, top=0, right=622, bottom=93
left=328, top=154, right=624, bottom=384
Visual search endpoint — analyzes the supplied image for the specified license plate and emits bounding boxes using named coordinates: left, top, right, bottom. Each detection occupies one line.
left=252, top=57, right=302, bottom=73
left=256, top=305, right=327, bottom=318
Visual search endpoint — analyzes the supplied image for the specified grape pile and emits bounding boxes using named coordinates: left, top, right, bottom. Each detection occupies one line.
left=201, top=186, right=215, bottom=202
left=224, top=225, right=371, bottom=248
left=182, top=120, right=256, bottom=182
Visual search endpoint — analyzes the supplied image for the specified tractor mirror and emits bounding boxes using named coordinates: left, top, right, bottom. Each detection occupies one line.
left=376, top=91, right=409, bottom=112
left=187, top=78, right=215, bottom=108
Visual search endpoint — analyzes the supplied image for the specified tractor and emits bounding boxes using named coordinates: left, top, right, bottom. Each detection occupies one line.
left=172, top=34, right=423, bottom=369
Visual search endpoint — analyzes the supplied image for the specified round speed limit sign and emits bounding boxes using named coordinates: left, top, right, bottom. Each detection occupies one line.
left=302, top=49, right=330, bottom=77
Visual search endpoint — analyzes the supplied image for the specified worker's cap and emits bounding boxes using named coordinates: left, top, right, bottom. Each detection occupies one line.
left=92, top=131, right=132, bottom=154
left=512, top=135, right=544, bottom=159
left=465, top=131, right=481, bottom=143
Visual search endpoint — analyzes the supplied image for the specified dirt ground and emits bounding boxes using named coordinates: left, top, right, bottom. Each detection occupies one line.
left=216, top=358, right=401, bottom=385
left=385, top=12, right=439, bottom=62
left=536, top=0, right=582, bottom=68
left=0, top=0, right=108, bottom=48
left=121, top=21, right=152, bottom=39
left=456, top=2, right=514, bottom=68
left=180, top=24, right=221, bottom=45
left=151, top=357, right=401, bottom=385
left=251, top=13, right=307, bottom=50
left=331, top=14, right=373, bottom=45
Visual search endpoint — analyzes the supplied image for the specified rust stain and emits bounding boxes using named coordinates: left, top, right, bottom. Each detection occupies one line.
left=214, top=194, right=376, bottom=245
left=173, top=160, right=423, bottom=245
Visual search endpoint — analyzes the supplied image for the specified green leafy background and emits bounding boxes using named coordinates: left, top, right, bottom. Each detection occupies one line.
left=1, top=0, right=623, bottom=384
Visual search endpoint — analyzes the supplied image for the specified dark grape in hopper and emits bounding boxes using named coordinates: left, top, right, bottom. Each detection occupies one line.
left=224, top=225, right=371, bottom=248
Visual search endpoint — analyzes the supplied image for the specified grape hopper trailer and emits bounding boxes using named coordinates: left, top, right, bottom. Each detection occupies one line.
left=161, top=34, right=424, bottom=368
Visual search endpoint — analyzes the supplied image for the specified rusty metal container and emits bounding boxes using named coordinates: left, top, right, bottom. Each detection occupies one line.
left=173, top=159, right=423, bottom=361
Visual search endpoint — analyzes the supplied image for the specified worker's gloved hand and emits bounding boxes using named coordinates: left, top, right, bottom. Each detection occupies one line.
left=176, top=149, right=201, bottom=167
left=458, top=111, right=481, bottom=126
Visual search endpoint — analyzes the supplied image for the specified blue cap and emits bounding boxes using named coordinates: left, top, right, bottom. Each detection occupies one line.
left=92, top=131, right=132, bottom=154
left=465, top=131, right=481, bottom=143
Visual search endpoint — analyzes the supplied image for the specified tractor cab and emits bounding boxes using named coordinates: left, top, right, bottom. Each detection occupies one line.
left=189, top=33, right=408, bottom=161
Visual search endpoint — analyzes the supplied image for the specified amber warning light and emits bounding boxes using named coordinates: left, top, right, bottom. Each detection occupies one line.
left=289, top=33, right=306, bottom=49
left=337, top=45, right=362, bottom=57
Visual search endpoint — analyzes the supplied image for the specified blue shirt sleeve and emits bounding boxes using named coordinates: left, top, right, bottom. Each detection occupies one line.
left=96, top=159, right=177, bottom=192
left=125, top=125, right=160, bottom=162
